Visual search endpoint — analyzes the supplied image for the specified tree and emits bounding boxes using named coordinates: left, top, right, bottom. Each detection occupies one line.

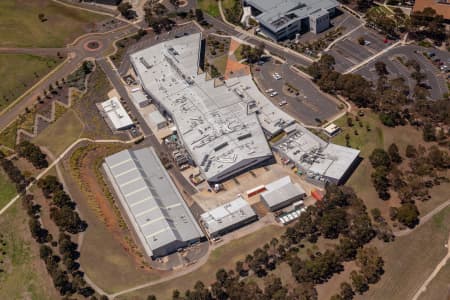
left=339, top=282, right=354, bottom=300
left=52, top=190, right=74, bottom=209
left=423, top=123, right=436, bottom=142
left=40, top=244, right=53, bottom=259
left=335, top=237, right=358, bottom=261
left=388, top=143, right=402, bottom=164
left=358, top=36, right=365, bottom=45
left=356, top=247, right=384, bottom=284
left=347, top=117, right=354, bottom=127
left=195, top=9, right=204, bottom=22
left=369, top=148, right=391, bottom=169
left=38, top=13, right=47, bottom=22
left=38, top=175, right=63, bottom=198
left=405, top=145, right=417, bottom=158
left=371, top=166, right=390, bottom=200
left=118, top=2, right=134, bottom=19
left=16, top=141, right=48, bottom=169
left=357, top=0, right=373, bottom=12
left=396, top=203, right=419, bottom=228
left=318, top=208, right=348, bottom=239
left=374, top=61, right=388, bottom=76
left=264, top=275, right=287, bottom=300
left=350, top=271, right=369, bottom=294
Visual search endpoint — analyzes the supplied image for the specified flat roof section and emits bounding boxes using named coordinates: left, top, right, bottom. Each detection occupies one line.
left=130, top=33, right=276, bottom=183
left=260, top=176, right=306, bottom=210
left=200, top=196, right=257, bottom=237
left=103, top=147, right=204, bottom=257
left=100, top=97, right=133, bottom=130
left=274, top=124, right=360, bottom=183
left=245, top=0, right=339, bottom=31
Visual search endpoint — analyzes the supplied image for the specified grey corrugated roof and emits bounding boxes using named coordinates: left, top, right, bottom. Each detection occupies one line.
left=104, top=147, right=203, bottom=257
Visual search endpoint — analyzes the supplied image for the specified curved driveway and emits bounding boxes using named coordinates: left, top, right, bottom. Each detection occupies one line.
left=0, top=24, right=139, bottom=131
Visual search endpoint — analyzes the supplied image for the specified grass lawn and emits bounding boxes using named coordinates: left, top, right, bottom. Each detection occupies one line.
left=210, top=54, right=229, bottom=75
left=118, top=225, right=284, bottom=300
left=0, top=120, right=18, bottom=149
left=355, top=206, right=450, bottom=300
left=234, top=44, right=244, bottom=61
left=331, top=111, right=448, bottom=219
left=332, top=111, right=388, bottom=215
left=418, top=260, right=450, bottom=300
left=197, top=0, right=220, bottom=17
left=0, top=201, right=59, bottom=300
left=33, top=109, right=84, bottom=156
left=0, top=0, right=106, bottom=48
left=0, top=54, right=61, bottom=112
left=0, top=169, right=16, bottom=210
left=222, top=0, right=239, bottom=10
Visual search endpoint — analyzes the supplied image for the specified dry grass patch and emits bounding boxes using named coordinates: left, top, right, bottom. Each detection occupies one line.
left=33, top=109, right=84, bottom=156
left=118, top=225, right=284, bottom=300
left=356, top=206, right=450, bottom=300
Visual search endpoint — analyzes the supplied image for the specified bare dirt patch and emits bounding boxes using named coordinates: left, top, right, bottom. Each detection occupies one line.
left=61, top=143, right=164, bottom=293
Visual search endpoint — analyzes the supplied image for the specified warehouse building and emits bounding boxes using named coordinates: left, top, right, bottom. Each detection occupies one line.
left=200, top=197, right=258, bottom=238
left=260, top=176, right=306, bottom=211
left=244, top=0, right=339, bottom=41
left=130, top=33, right=276, bottom=184
left=103, top=147, right=204, bottom=258
left=274, top=124, right=360, bottom=185
left=98, top=97, right=133, bottom=131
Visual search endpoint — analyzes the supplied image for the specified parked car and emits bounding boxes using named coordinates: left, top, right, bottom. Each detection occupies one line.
left=279, top=100, right=287, bottom=106
left=270, top=91, right=278, bottom=97
left=265, top=88, right=274, bottom=93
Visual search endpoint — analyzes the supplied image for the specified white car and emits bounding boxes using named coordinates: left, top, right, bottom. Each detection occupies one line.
left=279, top=100, right=287, bottom=106
left=270, top=91, right=278, bottom=97
left=272, top=73, right=282, bottom=80
left=265, top=88, right=274, bottom=93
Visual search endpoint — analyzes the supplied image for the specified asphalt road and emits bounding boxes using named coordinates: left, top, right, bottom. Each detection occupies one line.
left=356, top=45, right=449, bottom=100
left=327, top=26, right=393, bottom=73
left=254, top=61, right=341, bottom=125
left=0, top=23, right=139, bottom=131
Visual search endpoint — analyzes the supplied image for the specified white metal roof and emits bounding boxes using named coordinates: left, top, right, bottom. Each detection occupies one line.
left=200, top=196, right=256, bottom=236
left=148, top=110, right=166, bottom=126
left=129, top=33, right=277, bottom=182
left=103, top=147, right=203, bottom=257
left=261, top=176, right=306, bottom=209
left=100, top=97, right=133, bottom=130
left=130, top=89, right=150, bottom=106
left=274, top=124, right=360, bottom=182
